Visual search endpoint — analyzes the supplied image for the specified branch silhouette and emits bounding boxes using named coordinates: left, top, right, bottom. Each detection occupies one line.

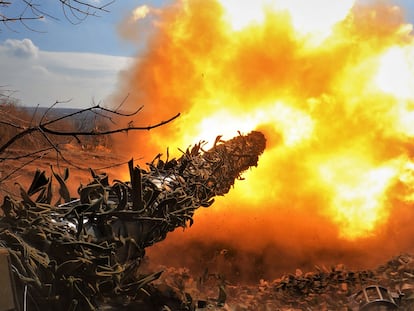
left=0, top=104, right=180, bottom=154
left=0, top=102, right=180, bottom=183
left=0, top=0, right=114, bottom=31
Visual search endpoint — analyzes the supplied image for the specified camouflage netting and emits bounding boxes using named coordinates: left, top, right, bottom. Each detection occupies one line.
left=0, top=131, right=266, bottom=310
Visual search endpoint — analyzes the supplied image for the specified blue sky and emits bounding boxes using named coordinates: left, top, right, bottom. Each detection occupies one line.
left=1, top=0, right=170, bottom=56
left=0, top=0, right=413, bottom=108
left=0, top=0, right=171, bottom=107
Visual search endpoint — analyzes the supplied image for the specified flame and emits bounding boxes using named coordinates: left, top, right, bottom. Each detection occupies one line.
left=376, top=46, right=414, bottom=99
left=113, top=0, right=414, bottom=242
left=220, top=0, right=355, bottom=44
left=317, top=155, right=401, bottom=239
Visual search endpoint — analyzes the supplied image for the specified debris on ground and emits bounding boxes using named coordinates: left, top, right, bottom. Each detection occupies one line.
left=149, top=253, right=414, bottom=310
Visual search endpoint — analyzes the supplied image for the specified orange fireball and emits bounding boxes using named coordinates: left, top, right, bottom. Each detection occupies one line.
left=112, top=0, right=414, bottom=243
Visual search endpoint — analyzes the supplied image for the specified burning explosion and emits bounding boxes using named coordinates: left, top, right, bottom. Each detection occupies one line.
left=111, top=0, right=414, bottom=278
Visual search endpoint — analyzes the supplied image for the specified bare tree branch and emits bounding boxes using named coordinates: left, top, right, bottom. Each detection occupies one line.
left=0, top=100, right=180, bottom=202
left=0, top=145, right=53, bottom=161
left=0, top=0, right=114, bottom=31
left=37, top=125, right=84, bottom=169
left=40, top=112, right=180, bottom=136
left=0, top=148, right=49, bottom=182
left=0, top=126, right=37, bottom=153
left=0, top=15, right=42, bottom=23
left=0, top=102, right=180, bottom=159
left=0, top=120, right=25, bottom=129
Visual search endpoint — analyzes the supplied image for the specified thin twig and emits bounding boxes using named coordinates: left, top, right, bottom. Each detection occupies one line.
left=39, top=112, right=181, bottom=136
left=0, top=146, right=53, bottom=161
left=37, top=126, right=84, bottom=170
left=1, top=0, right=114, bottom=31
left=94, top=160, right=132, bottom=171
left=0, top=153, right=46, bottom=183
left=0, top=120, right=25, bottom=130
